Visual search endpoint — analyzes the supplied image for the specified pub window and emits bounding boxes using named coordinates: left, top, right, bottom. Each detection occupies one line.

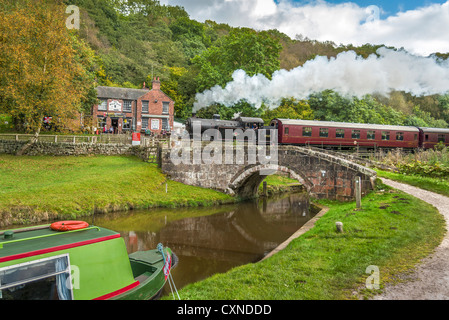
left=438, top=134, right=445, bottom=143
left=382, top=131, right=390, bottom=141
left=0, top=254, right=73, bottom=300
left=302, top=127, right=312, bottom=137
left=319, top=128, right=329, bottom=138
left=352, top=130, right=360, bottom=139
left=123, top=100, right=132, bottom=113
left=142, top=101, right=149, bottom=113
left=123, top=118, right=132, bottom=131
left=284, top=127, right=289, bottom=135
left=367, top=130, right=376, bottom=140
left=162, top=102, right=169, bottom=114
left=162, top=118, right=169, bottom=131
left=336, top=129, right=345, bottom=138
left=97, top=117, right=107, bottom=130
left=142, top=118, right=149, bottom=129
left=396, top=132, right=404, bottom=141
left=98, top=99, right=107, bottom=111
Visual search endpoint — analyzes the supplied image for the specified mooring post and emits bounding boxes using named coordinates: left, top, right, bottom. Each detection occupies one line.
left=355, top=176, right=362, bottom=209
left=336, top=221, right=344, bottom=233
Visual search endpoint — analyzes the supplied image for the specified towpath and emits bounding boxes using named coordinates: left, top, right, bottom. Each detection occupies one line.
left=372, top=178, right=449, bottom=300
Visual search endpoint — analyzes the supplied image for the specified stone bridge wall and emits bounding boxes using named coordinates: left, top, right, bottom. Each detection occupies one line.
left=161, top=144, right=377, bottom=201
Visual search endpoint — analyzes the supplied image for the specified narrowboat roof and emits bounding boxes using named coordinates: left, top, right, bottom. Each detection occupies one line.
left=276, top=119, right=420, bottom=132
left=0, top=224, right=119, bottom=263
left=420, top=127, right=449, bottom=134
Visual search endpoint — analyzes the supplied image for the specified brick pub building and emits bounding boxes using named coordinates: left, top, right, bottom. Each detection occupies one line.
left=92, top=77, right=174, bottom=135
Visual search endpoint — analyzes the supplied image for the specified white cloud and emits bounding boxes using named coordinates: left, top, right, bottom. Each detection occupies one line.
left=166, top=0, right=449, bottom=56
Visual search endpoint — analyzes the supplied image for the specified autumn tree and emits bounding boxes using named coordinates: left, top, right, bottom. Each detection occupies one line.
left=0, top=0, right=96, bottom=154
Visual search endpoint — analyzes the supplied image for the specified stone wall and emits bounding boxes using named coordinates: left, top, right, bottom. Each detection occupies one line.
left=161, top=144, right=377, bottom=201
left=0, top=139, right=154, bottom=162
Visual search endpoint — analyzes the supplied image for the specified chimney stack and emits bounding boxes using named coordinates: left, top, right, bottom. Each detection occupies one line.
left=152, top=77, right=160, bottom=90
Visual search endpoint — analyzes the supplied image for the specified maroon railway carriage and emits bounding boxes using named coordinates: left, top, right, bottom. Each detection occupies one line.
left=270, top=119, right=420, bottom=150
left=419, top=127, right=449, bottom=149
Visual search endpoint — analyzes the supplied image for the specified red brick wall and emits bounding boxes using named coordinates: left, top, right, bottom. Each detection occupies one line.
left=92, top=82, right=174, bottom=134
left=137, top=85, right=174, bottom=134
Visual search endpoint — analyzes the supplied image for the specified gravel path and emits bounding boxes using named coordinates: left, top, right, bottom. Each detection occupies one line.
left=372, top=178, right=449, bottom=300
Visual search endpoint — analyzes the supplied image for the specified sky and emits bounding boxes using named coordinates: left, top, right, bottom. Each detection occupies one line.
left=162, top=0, right=449, bottom=56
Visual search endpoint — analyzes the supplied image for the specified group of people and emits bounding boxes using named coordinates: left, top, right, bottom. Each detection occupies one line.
left=102, top=126, right=116, bottom=134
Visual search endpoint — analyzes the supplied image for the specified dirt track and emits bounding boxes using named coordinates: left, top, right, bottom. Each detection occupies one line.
left=372, top=178, right=449, bottom=300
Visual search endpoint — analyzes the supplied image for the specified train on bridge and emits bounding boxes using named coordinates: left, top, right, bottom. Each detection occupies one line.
left=185, top=115, right=449, bottom=151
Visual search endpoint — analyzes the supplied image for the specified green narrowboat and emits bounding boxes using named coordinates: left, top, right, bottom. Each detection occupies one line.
left=0, top=221, right=178, bottom=300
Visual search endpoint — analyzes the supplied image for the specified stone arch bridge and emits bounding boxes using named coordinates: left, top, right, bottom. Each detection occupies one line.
left=161, top=144, right=377, bottom=201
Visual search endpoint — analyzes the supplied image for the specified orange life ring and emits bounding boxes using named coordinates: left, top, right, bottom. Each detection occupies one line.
left=50, top=221, right=89, bottom=232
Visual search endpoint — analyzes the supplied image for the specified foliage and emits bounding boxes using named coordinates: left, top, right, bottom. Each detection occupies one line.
left=0, top=0, right=96, bottom=134
left=192, top=28, right=282, bottom=92
left=261, top=98, right=314, bottom=124
left=381, top=147, right=449, bottom=178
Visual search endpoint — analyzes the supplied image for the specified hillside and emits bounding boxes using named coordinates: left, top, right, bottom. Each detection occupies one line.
left=57, top=0, right=449, bottom=128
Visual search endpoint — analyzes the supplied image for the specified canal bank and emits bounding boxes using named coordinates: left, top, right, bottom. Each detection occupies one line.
left=175, top=181, right=445, bottom=300
left=0, top=154, right=235, bottom=227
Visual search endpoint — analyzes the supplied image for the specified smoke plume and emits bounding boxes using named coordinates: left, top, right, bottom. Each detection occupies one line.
left=193, top=47, right=449, bottom=112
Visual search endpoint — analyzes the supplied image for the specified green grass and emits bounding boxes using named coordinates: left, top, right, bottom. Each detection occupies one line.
left=258, top=174, right=302, bottom=195
left=376, top=169, right=449, bottom=197
left=0, top=155, right=234, bottom=226
left=176, top=184, right=445, bottom=300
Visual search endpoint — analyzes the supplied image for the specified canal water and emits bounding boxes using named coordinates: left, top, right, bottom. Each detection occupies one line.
left=94, top=192, right=318, bottom=297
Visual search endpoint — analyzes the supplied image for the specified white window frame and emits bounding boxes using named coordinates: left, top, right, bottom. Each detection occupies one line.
left=98, top=99, right=107, bottom=111
left=162, top=102, right=169, bottom=114
left=123, top=100, right=132, bottom=113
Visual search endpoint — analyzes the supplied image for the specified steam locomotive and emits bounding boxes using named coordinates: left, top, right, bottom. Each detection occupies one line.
left=185, top=114, right=274, bottom=141
left=185, top=115, right=449, bottom=150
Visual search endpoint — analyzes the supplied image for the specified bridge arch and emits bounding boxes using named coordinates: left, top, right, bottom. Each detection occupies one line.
left=228, top=164, right=313, bottom=199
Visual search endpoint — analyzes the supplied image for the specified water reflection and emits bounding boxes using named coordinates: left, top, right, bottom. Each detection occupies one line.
left=95, top=192, right=317, bottom=295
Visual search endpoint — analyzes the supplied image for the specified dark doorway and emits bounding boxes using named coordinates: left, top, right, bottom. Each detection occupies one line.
left=111, top=118, right=119, bottom=134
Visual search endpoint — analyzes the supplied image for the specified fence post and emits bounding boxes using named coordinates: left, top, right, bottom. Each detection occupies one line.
left=355, top=176, right=362, bottom=209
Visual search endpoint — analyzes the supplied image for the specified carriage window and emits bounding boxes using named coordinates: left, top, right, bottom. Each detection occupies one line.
left=367, top=131, right=376, bottom=140
left=382, top=131, right=390, bottom=140
left=414, top=134, right=418, bottom=141
left=396, top=132, right=404, bottom=141
left=425, top=134, right=429, bottom=141
left=319, top=128, right=328, bottom=138
left=336, top=129, right=345, bottom=138
left=438, top=134, right=445, bottom=143
left=0, top=255, right=73, bottom=300
left=284, top=127, right=289, bottom=135
left=302, top=127, right=312, bottom=137
left=352, top=130, right=360, bottom=139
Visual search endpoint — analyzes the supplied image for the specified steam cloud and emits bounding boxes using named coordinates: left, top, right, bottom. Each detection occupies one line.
left=193, top=47, right=449, bottom=112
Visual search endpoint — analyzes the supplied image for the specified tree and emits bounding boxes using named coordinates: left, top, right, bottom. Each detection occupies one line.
left=192, top=28, right=282, bottom=92
left=262, top=98, right=314, bottom=124
left=0, top=0, right=96, bottom=154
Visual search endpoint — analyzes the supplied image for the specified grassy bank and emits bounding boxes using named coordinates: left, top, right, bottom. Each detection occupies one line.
left=0, top=155, right=234, bottom=226
left=376, top=169, right=449, bottom=197
left=176, top=183, right=445, bottom=300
